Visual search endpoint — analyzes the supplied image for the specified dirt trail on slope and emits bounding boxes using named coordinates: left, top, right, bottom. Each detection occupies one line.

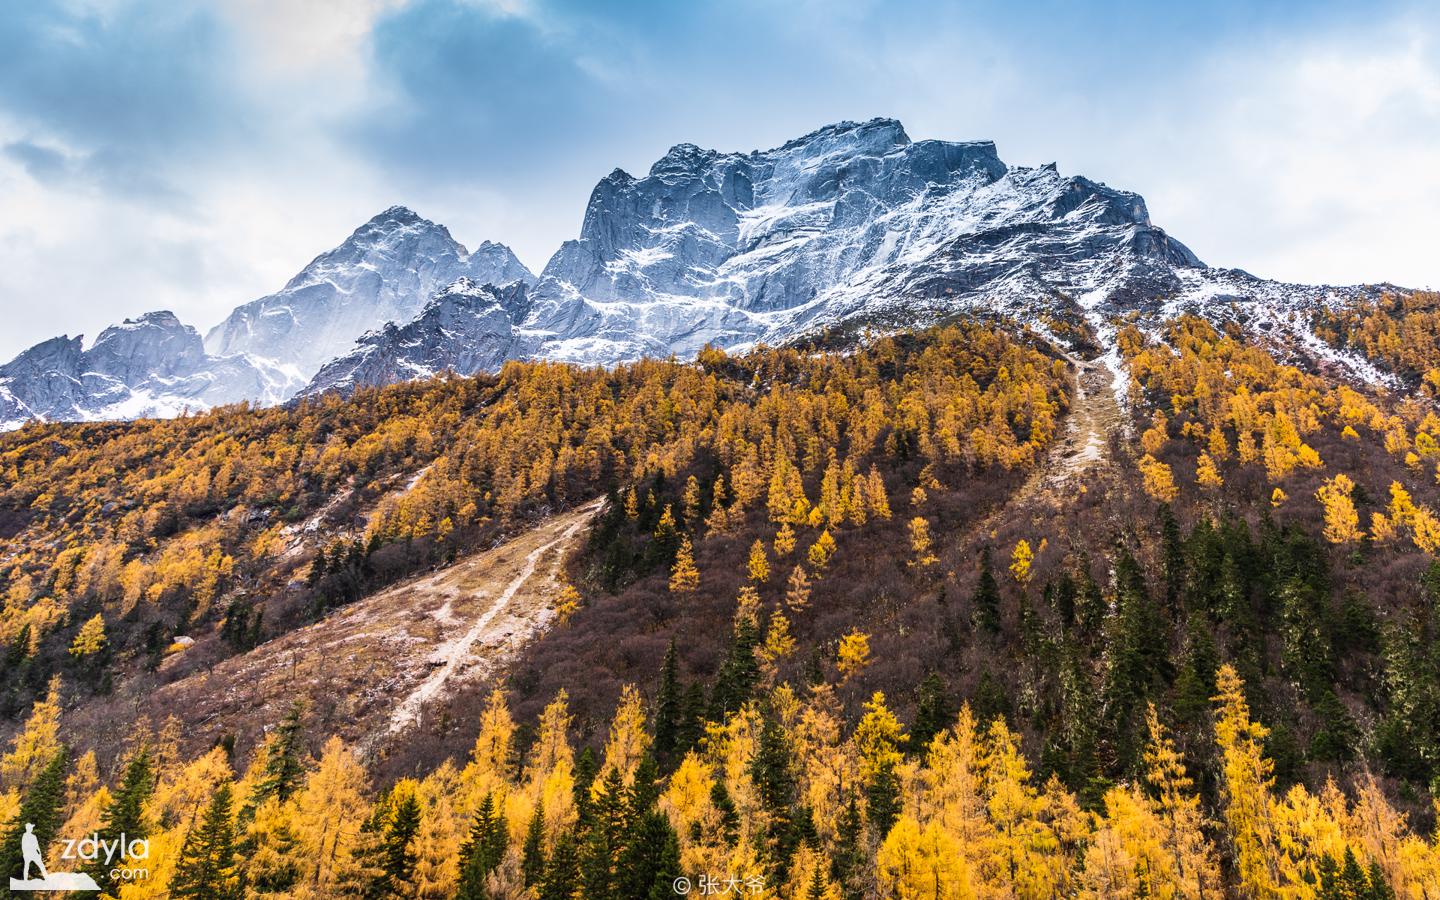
left=385, top=506, right=594, bottom=738
left=966, top=353, right=1124, bottom=540
left=1040, top=355, right=1124, bottom=487
left=151, top=499, right=603, bottom=759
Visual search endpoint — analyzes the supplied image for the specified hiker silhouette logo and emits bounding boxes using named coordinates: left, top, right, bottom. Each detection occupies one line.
left=7, top=822, right=152, bottom=893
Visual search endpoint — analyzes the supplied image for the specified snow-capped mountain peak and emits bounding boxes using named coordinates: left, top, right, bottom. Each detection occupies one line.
left=205, top=207, right=533, bottom=379
left=2, top=118, right=1397, bottom=428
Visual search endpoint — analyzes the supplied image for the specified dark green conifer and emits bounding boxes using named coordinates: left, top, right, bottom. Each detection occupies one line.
left=653, top=640, right=682, bottom=761
left=0, top=749, right=67, bottom=891
left=520, top=808, right=546, bottom=888
left=87, top=746, right=154, bottom=894
left=171, top=784, right=241, bottom=900
left=909, top=673, right=952, bottom=755
left=971, top=547, right=1001, bottom=635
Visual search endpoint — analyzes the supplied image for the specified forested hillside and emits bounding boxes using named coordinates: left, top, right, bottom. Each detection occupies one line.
left=3, top=309, right=1440, bottom=899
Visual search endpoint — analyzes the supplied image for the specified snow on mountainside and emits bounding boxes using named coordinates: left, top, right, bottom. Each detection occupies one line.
left=1, top=117, right=1401, bottom=426
left=301, top=278, right=535, bottom=397
left=514, top=117, right=1207, bottom=366
left=0, top=209, right=532, bottom=431
left=0, top=312, right=303, bottom=428
left=206, top=206, right=535, bottom=378
left=318, top=117, right=1387, bottom=395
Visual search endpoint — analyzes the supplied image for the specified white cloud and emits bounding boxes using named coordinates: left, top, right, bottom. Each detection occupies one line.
left=1165, top=25, right=1440, bottom=288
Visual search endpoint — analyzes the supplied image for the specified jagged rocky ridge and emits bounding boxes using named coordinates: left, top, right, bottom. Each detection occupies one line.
left=0, top=312, right=303, bottom=426
left=0, top=209, right=534, bottom=428
left=0, top=117, right=1392, bottom=428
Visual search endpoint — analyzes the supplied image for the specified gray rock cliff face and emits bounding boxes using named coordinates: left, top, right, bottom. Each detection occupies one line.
left=0, top=312, right=304, bottom=425
left=516, top=118, right=1208, bottom=366
left=301, top=278, right=536, bottom=396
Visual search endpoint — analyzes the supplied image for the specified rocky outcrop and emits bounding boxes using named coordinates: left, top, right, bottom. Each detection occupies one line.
left=516, top=118, right=1209, bottom=365
left=302, top=278, right=536, bottom=396
left=4, top=117, right=1388, bottom=427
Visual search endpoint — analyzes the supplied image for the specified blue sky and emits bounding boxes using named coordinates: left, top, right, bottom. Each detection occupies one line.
left=1, top=0, right=1438, bottom=357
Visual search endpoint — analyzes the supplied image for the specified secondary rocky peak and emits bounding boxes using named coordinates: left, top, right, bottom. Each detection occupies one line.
left=301, top=277, right=534, bottom=398
left=89, top=310, right=206, bottom=379
left=372, top=204, right=426, bottom=225
left=777, top=117, right=911, bottom=154
left=205, top=205, right=530, bottom=381
left=0, top=334, right=84, bottom=379
left=649, top=142, right=723, bottom=177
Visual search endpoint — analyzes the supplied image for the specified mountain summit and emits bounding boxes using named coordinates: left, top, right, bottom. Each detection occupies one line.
left=517, top=116, right=1205, bottom=369
left=206, top=206, right=535, bottom=378
left=0, top=119, right=1386, bottom=426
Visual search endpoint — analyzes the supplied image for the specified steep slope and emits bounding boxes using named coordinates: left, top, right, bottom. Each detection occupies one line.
left=301, top=277, right=535, bottom=396
left=9, top=313, right=1440, bottom=896
left=205, top=205, right=534, bottom=378
left=108, top=500, right=602, bottom=761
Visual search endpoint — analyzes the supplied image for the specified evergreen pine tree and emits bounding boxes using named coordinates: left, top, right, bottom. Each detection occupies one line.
left=971, top=548, right=1001, bottom=634
left=171, top=784, right=241, bottom=900
left=520, top=808, right=546, bottom=888
left=617, top=810, right=681, bottom=900
left=1102, top=548, right=1171, bottom=770
left=579, top=769, right=627, bottom=900
left=538, top=832, right=580, bottom=900
left=1159, top=504, right=1185, bottom=609
left=675, top=683, right=707, bottom=753
left=380, top=790, right=422, bottom=897
left=652, top=640, right=681, bottom=761
left=87, top=746, right=154, bottom=895
left=252, top=702, right=307, bottom=809
left=709, top=781, right=739, bottom=848
left=1048, top=571, right=1078, bottom=632
left=572, top=747, right=599, bottom=826
left=830, top=795, right=865, bottom=900
left=909, top=673, right=952, bottom=754
left=1366, top=860, right=1396, bottom=900
left=456, top=793, right=508, bottom=900
left=708, top=616, right=760, bottom=722
left=0, top=748, right=67, bottom=891
left=1075, top=562, right=1107, bottom=639
left=750, top=716, right=800, bottom=877
left=805, top=863, right=830, bottom=900
left=864, top=757, right=901, bottom=839
left=1173, top=612, right=1219, bottom=728
left=1308, top=689, right=1357, bottom=762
